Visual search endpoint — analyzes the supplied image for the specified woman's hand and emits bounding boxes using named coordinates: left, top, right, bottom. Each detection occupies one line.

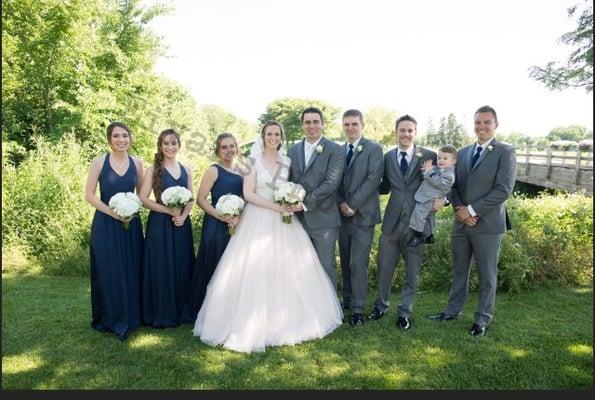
left=169, top=207, right=182, bottom=217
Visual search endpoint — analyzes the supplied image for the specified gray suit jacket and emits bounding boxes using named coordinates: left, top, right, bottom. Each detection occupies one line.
left=448, top=139, right=517, bottom=234
left=337, top=137, right=384, bottom=226
left=380, top=145, right=437, bottom=235
left=288, top=136, right=345, bottom=230
left=414, top=165, right=455, bottom=203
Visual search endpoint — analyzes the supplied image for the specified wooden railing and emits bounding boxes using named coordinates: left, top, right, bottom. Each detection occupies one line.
left=515, top=148, right=593, bottom=194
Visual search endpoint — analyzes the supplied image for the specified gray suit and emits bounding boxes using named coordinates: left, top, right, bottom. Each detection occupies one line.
left=445, top=139, right=516, bottom=327
left=409, top=165, right=455, bottom=233
left=288, top=136, right=345, bottom=285
left=337, top=138, right=384, bottom=313
left=374, top=146, right=437, bottom=318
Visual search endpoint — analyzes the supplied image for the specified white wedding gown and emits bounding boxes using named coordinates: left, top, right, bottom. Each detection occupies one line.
left=193, top=154, right=343, bottom=353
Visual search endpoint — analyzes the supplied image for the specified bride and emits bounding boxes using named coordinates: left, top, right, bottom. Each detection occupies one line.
left=192, top=120, right=343, bottom=353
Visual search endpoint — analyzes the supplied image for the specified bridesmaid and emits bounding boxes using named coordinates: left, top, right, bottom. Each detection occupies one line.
left=85, top=121, right=144, bottom=341
left=181, top=133, right=244, bottom=321
left=140, top=129, right=195, bottom=327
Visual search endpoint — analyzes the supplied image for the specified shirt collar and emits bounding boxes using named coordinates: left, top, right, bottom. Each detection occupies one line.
left=397, top=145, right=414, bottom=157
left=305, top=136, right=323, bottom=149
left=347, top=136, right=362, bottom=150
left=475, top=136, right=495, bottom=151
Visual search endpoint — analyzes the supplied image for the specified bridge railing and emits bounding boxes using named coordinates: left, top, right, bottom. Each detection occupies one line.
left=515, top=147, right=593, bottom=188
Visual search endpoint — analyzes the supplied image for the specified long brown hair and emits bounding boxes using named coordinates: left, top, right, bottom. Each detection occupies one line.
left=152, top=129, right=181, bottom=202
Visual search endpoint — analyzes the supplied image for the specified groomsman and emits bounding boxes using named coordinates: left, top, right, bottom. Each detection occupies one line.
left=429, top=105, right=516, bottom=337
left=337, top=109, right=384, bottom=326
left=368, top=115, right=439, bottom=330
left=288, top=107, right=345, bottom=287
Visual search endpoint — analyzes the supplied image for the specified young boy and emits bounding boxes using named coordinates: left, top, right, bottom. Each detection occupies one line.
left=407, top=144, right=457, bottom=247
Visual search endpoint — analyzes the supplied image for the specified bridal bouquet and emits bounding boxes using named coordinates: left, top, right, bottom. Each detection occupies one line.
left=273, top=181, right=306, bottom=224
left=215, top=194, right=245, bottom=235
left=108, top=192, right=142, bottom=229
left=161, top=186, right=194, bottom=210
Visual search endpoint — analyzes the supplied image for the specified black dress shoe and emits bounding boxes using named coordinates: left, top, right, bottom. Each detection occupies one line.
left=469, top=323, right=487, bottom=337
left=428, top=311, right=460, bottom=321
left=424, top=234, right=435, bottom=244
left=407, top=236, right=424, bottom=247
left=397, top=316, right=411, bottom=330
left=367, top=306, right=387, bottom=320
left=350, top=313, right=365, bottom=326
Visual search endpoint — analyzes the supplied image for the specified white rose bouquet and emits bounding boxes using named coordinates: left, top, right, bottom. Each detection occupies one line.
left=215, top=194, right=245, bottom=235
left=108, top=192, right=142, bottom=229
left=273, top=181, right=306, bottom=224
left=161, top=186, right=194, bottom=210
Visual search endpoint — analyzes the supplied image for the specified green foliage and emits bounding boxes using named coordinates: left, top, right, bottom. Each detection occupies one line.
left=546, top=124, right=592, bottom=142
left=528, top=1, right=593, bottom=92
left=198, top=104, right=258, bottom=145
left=415, top=193, right=593, bottom=293
left=2, top=0, right=172, bottom=150
left=420, top=113, right=474, bottom=150
left=259, top=97, right=341, bottom=143
left=2, top=135, right=94, bottom=275
left=361, top=106, right=397, bottom=145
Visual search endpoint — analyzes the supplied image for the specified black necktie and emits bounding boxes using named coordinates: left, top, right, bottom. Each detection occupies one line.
left=471, top=146, right=482, bottom=168
left=399, top=151, right=408, bottom=175
left=346, top=144, right=354, bottom=166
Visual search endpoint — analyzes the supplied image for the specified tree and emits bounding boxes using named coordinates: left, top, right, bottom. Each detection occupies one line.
left=496, top=131, right=533, bottom=148
left=362, top=106, right=397, bottom=145
left=528, top=1, right=593, bottom=92
left=546, top=125, right=592, bottom=142
left=259, top=98, right=341, bottom=143
left=424, top=113, right=473, bottom=149
left=199, top=105, right=257, bottom=144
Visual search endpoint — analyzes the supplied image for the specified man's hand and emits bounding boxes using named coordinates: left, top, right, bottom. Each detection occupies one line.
left=339, top=201, right=354, bottom=217
left=454, top=205, right=471, bottom=222
left=432, top=198, right=446, bottom=212
left=463, top=216, right=479, bottom=227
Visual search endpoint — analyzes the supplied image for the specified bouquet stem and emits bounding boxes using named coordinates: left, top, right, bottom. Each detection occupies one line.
left=282, top=212, right=293, bottom=224
left=228, top=226, right=236, bottom=235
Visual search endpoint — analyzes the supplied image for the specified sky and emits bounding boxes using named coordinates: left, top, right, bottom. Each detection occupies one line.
left=145, top=0, right=593, bottom=137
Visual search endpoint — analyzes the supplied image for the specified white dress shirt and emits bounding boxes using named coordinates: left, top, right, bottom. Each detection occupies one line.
left=304, top=136, right=323, bottom=167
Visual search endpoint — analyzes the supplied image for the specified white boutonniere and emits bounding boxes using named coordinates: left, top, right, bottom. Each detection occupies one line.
left=415, top=151, right=423, bottom=158
left=487, top=145, right=494, bottom=152
left=356, top=144, right=363, bottom=153
left=315, top=144, right=324, bottom=154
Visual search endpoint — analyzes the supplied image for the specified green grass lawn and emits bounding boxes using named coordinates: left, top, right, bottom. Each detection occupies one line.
left=2, top=271, right=592, bottom=389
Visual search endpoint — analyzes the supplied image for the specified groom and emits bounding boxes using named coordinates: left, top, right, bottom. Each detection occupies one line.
left=288, top=107, right=345, bottom=288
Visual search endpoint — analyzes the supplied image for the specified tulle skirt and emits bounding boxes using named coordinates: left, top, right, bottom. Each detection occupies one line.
left=193, top=203, right=343, bottom=353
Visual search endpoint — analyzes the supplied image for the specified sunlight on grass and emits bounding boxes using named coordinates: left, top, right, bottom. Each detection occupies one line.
left=311, top=352, right=350, bottom=377
left=1, top=246, right=43, bottom=276
left=128, top=333, right=172, bottom=349
left=572, top=287, right=593, bottom=294
left=199, top=348, right=246, bottom=373
left=567, top=344, right=592, bottom=357
left=3, top=352, right=45, bottom=374
left=418, top=346, right=455, bottom=368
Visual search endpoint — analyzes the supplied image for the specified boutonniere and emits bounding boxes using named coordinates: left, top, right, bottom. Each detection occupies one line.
left=415, top=151, right=423, bottom=158
left=487, top=145, right=494, bottom=152
left=356, top=145, right=363, bottom=153
left=315, top=144, right=324, bottom=154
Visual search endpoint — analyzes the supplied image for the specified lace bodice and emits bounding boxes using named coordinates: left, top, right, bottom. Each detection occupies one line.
left=253, top=154, right=291, bottom=201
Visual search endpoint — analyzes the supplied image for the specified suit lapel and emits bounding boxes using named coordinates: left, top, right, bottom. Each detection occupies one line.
left=470, top=139, right=496, bottom=173
left=346, top=137, right=364, bottom=172
left=388, top=148, right=401, bottom=181
left=297, top=140, right=306, bottom=173
left=305, top=137, right=324, bottom=172
left=405, top=145, right=420, bottom=182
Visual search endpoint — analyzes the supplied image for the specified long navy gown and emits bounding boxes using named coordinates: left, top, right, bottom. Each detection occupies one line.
left=90, top=153, right=143, bottom=341
left=142, top=164, right=195, bottom=327
left=181, top=164, right=243, bottom=322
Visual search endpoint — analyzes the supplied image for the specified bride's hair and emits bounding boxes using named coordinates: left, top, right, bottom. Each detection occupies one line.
left=260, top=120, right=285, bottom=151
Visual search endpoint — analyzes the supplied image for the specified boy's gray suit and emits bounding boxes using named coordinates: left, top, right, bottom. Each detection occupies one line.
left=445, top=139, right=516, bottom=326
left=373, top=145, right=437, bottom=318
left=336, top=138, right=384, bottom=313
left=409, top=165, right=455, bottom=233
left=288, top=136, right=345, bottom=285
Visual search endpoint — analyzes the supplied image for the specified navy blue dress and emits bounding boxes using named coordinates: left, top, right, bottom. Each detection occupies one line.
left=181, top=164, right=243, bottom=322
left=90, top=153, right=143, bottom=341
left=142, top=164, right=195, bottom=327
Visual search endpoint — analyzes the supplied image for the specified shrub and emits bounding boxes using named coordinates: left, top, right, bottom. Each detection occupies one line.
left=2, top=135, right=94, bottom=275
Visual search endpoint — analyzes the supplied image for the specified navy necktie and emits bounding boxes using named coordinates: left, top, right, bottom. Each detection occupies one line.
left=471, top=146, right=482, bottom=168
left=346, top=144, right=354, bottom=166
left=399, top=151, right=408, bottom=176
